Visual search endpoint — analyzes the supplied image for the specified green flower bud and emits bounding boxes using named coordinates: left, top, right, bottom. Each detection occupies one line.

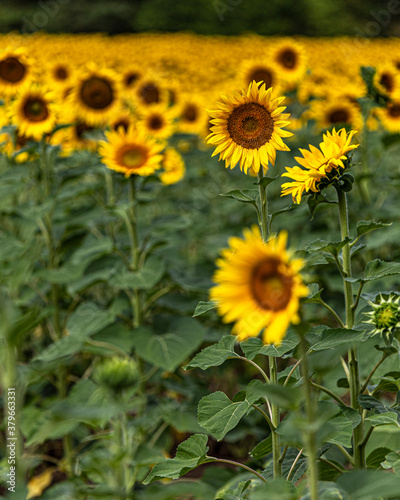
left=364, top=294, right=400, bottom=345
left=94, top=356, right=139, bottom=391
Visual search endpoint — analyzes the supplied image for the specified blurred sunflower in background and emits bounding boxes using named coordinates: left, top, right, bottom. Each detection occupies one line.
left=210, top=226, right=308, bottom=345
left=281, top=128, right=358, bottom=203
left=207, top=81, right=292, bottom=174
left=238, top=58, right=281, bottom=92
left=307, top=97, right=363, bottom=131
left=99, top=126, right=163, bottom=177
left=0, top=47, right=34, bottom=96
left=271, top=38, right=307, bottom=86
left=69, top=63, right=121, bottom=127
left=159, top=147, right=186, bottom=185
left=134, top=77, right=168, bottom=108
left=177, top=94, right=207, bottom=135
left=10, top=84, right=58, bottom=141
left=373, top=63, right=400, bottom=99
left=138, top=104, right=176, bottom=141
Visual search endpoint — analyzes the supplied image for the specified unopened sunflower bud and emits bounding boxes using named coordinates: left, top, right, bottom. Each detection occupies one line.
left=364, top=294, right=400, bottom=344
left=94, top=356, right=139, bottom=391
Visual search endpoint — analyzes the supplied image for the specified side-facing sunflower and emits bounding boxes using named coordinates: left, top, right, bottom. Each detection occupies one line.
left=373, top=63, right=400, bottom=99
left=0, top=47, right=34, bottom=96
left=10, top=83, right=59, bottom=141
left=207, top=81, right=292, bottom=174
left=211, top=226, right=308, bottom=345
left=68, top=63, right=121, bottom=127
left=159, top=147, right=186, bottom=185
left=281, top=128, right=358, bottom=204
left=99, top=126, right=163, bottom=178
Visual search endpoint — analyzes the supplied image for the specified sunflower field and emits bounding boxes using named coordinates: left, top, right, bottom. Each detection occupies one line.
left=1, top=32, right=400, bottom=500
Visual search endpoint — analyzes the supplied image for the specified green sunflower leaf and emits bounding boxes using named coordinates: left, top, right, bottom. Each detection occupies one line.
left=346, top=259, right=400, bottom=283
left=192, top=300, right=218, bottom=317
left=142, top=434, right=209, bottom=484
left=355, top=220, right=392, bottom=239
left=184, top=335, right=238, bottom=370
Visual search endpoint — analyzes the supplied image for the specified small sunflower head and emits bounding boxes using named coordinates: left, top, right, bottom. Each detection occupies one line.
left=365, top=294, right=400, bottom=345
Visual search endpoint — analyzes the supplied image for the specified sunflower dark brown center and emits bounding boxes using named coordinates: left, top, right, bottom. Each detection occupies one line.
left=54, top=66, right=68, bottom=80
left=138, top=82, right=160, bottom=104
left=328, top=108, right=350, bottom=124
left=80, top=76, right=114, bottom=110
left=119, top=145, right=147, bottom=169
left=380, top=73, right=394, bottom=92
left=248, top=67, right=273, bottom=88
left=183, top=104, right=198, bottom=122
left=250, top=258, right=293, bottom=311
left=124, top=72, right=139, bottom=87
left=149, top=115, right=163, bottom=130
left=0, top=57, right=26, bottom=83
left=227, top=102, right=274, bottom=149
left=278, top=48, right=297, bottom=69
left=23, top=97, right=49, bottom=122
left=113, top=119, right=130, bottom=132
left=389, top=104, right=400, bottom=117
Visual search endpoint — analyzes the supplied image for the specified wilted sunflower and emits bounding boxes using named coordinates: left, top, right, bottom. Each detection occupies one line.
left=0, top=47, right=33, bottom=95
left=99, top=126, right=163, bottom=178
left=159, top=147, right=186, bottom=185
left=281, top=128, right=358, bottom=204
left=211, top=226, right=308, bottom=345
left=207, top=81, right=292, bottom=174
left=10, top=84, right=58, bottom=141
left=69, top=63, right=121, bottom=127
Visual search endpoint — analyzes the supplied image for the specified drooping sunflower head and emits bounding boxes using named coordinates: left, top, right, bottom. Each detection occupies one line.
left=99, top=126, right=164, bottom=178
left=69, top=63, right=121, bottom=127
left=211, top=226, right=308, bottom=345
left=373, top=63, right=400, bottom=98
left=281, top=128, right=359, bottom=204
left=10, top=83, right=58, bottom=141
left=365, top=294, right=400, bottom=345
left=0, top=47, right=33, bottom=95
left=207, top=81, right=293, bottom=174
left=159, top=147, right=186, bottom=185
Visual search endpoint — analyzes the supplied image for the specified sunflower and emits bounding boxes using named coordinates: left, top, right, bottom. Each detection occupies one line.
left=376, top=100, right=400, bottom=133
left=373, top=63, right=400, bottom=98
left=121, top=64, right=142, bottom=91
left=46, top=59, right=74, bottom=93
left=281, top=128, right=358, bottom=204
left=159, top=147, right=186, bottom=185
left=53, top=118, right=98, bottom=154
left=134, top=78, right=168, bottom=108
left=210, top=226, right=308, bottom=345
left=68, top=63, right=121, bottom=127
left=239, top=59, right=281, bottom=92
left=271, top=39, right=307, bottom=85
left=307, top=97, right=363, bottom=131
left=0, top=47, right=33, bottom=96
left=10, top=84, right=58, bottom=141
left=99, top=126, right=163, bottom=178
left=137, top=104, right=176, bottom=141
left=207, top=81, right=292, bottom=174
left=177, top=94, right=207, bottom=135
left=109, top=106, right=134, bottom=132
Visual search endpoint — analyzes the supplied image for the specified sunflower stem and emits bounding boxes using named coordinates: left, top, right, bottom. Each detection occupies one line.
left=269, top=355, right=282, bottom=478
left=299, top=333, right=319, bottom=500
left=336, top=187, right=365, bottom=469
left=257, top=170, right=269, bottom=240
left=128, top=176, right=141, bottom=329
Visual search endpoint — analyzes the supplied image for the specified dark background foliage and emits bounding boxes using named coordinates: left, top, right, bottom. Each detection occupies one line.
left=1, top=0, right=400, bottom=37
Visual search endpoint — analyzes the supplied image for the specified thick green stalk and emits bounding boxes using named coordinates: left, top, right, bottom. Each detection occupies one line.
left=299, top=334, right=319, bottom=500
left=336, top=187, right=365, bottom=468
left=128, top=177, right=141, bottom=328
left=257, top=170, right=281, bottom=477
